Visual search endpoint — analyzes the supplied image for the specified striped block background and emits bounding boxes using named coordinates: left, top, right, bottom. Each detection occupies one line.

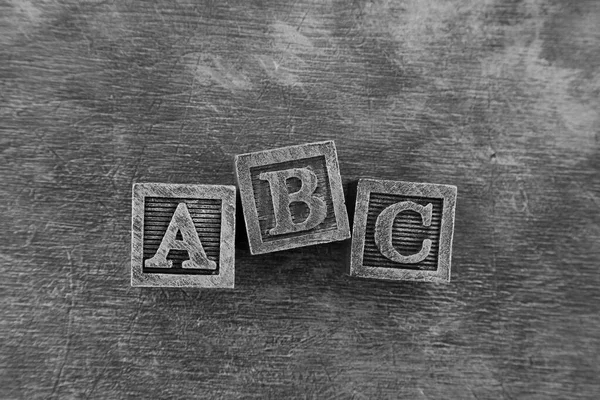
left=363, top=193, right=443, bottom=271
left=142, top=197, right=222, bottom=275
left=249, top=155, right=337, bottom=242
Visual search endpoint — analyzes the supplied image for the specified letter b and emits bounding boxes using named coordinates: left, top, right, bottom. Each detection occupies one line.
left=258, top=167, right=327, bottom=236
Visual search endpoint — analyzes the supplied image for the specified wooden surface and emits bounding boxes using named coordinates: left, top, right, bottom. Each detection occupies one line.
left=1, top=0, right=599, bottom=398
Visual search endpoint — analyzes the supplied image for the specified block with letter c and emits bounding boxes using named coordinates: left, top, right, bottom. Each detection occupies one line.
left=349, top=179, right=457, bottom=283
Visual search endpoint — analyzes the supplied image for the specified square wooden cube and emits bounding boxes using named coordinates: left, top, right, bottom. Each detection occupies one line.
left=131, top=183, right=235, bottom=288
left=349, top=179, right=457, bottom=283
left=235, top=141, right=350, bottom=254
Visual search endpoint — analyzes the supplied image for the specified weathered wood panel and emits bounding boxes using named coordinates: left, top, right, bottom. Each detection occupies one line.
left=1, top=0, right=599, bottom=398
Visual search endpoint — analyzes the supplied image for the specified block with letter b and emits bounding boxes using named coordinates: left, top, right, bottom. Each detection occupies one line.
left=235, top=141, right=351, bottom=254
left=131, top=183, right=235, bottom=288
left=349, top=179, right=457, bottom=283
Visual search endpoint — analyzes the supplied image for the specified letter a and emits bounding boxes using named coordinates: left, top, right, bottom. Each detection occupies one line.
left=374, top=201, right=433, bottom=264
left=258, top=168, right=327, bottom=236
left=145, top=202, right=217, bottom=270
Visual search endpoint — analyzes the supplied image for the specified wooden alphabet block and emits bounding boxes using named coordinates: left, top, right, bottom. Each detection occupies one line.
left=349, top=179, right=457, bottom=283
left=131, top=183, right=235, bottom=288
left=235, top=141, right=350, bottom=254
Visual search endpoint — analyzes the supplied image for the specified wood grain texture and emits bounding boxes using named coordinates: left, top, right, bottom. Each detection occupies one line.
left=1, top=0, right=599, bottom=398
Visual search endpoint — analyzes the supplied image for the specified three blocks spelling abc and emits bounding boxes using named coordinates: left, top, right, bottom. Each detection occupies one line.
left=131, top=141, right=457, bottom=288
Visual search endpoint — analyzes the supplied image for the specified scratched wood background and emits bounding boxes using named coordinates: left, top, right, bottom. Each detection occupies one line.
left=1, top=0, right=599, bottom=398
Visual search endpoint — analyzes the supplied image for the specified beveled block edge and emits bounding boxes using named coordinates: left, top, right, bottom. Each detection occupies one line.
left=234, top=141, right=350, bottom=255
left=131, top=183, right=236, bottom=288
left=349, top=178, right=457, bottom=283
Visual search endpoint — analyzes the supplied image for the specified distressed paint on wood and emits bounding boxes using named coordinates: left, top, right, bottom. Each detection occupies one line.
left=1, top=0, right=600, bottom=399
left=131, top=183, right=235, bottom=288
left=235, top=141, right=350, bottom=254
left=349, top=179, right=457, bottom=283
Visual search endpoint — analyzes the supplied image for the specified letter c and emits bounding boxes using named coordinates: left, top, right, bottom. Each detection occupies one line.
left=374, top=201, right=433, bottom=264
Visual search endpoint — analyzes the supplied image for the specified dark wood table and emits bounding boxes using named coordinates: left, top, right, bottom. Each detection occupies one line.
left=2, top=1, right=599, bottom=398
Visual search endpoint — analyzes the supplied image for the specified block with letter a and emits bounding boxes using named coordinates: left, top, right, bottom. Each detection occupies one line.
left=349, top=179, right=457, bottom=283
left=131, top=183, right=235, bottom=288
left=235, top=141, right=351, bottom=254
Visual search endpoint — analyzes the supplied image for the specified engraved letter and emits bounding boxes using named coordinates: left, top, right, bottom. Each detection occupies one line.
left=374, top=201, right=433, bottom=264
left=145, top=202, right=217, bottom=270
left=258, top=168, right=327, bottom=236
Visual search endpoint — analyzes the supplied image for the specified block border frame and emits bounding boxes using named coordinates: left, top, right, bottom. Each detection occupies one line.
left=349, top=179, right=457, bottom=283
left=235, top=140, right=350, bottom=255
left=131, top=183, right=235, bottom=288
